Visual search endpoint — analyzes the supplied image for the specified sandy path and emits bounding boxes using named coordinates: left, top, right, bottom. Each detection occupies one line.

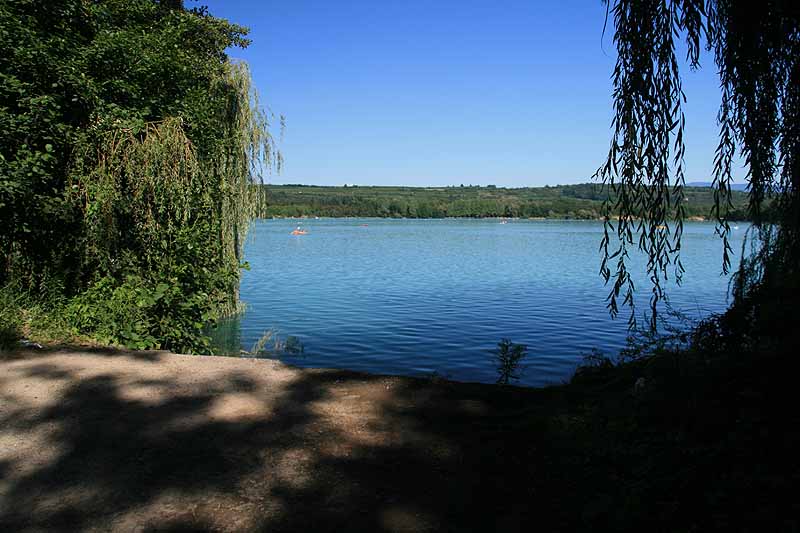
left=0, top=348, right=547, bottom=532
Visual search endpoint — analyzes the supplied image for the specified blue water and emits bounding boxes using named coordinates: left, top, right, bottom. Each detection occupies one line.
left=233, top=219, right=744, bottom=387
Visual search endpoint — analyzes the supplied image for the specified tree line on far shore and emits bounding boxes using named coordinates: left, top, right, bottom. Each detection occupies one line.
left=263, top=183, right=754, bottom=220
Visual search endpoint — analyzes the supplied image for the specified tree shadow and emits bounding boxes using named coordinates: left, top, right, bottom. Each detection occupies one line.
left=0, top=344, right=168, bottom=362
left=0, top=352, right=568, bottom=532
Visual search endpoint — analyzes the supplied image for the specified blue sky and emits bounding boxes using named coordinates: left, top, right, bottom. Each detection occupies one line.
left=203, top=0, right=732, bottom=187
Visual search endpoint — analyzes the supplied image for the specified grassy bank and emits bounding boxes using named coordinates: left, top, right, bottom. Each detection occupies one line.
left=264, top=183, right=753, bottom=220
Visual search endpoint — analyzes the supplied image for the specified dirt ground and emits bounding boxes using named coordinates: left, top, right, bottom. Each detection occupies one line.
left=0, top=347, right=555, bottom=532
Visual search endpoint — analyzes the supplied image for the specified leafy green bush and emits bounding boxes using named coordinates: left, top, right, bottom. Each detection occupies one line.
left=63, top=273, right=218, bottom=352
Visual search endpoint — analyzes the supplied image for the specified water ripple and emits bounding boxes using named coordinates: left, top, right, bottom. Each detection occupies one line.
left=231, top=219, right=744, bottom=386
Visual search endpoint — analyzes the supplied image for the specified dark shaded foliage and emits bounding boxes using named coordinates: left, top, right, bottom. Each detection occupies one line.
left=597, top=0, right=800, bottom=328
left=492, top=339, right=528, bottom=385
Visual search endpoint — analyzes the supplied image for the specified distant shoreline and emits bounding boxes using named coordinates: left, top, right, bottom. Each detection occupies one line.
left=264, top=215, right=716, bottom=222
left=262, top=183, right=753, bottom=221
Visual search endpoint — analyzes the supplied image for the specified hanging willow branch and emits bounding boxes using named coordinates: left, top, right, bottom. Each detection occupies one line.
left=598, top=0, right=800, bottom=328
left=72, top=61, right=281, bottom=314
left=208, top=61, right=282, bottom=268
left=76, top=118, right=198, bottom=271
left=596, top=0, right=695, bottom=329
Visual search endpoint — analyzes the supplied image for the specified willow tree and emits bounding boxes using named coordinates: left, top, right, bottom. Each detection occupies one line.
left=1, top=1, right=280, bottom=351
left=597, top=0, right=799, bottom=333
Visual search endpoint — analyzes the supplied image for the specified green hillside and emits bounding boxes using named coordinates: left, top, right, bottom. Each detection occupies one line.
left=264, top=183, right=752, bottom=220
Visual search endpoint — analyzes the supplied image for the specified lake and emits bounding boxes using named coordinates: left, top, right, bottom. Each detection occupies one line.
left=220, top=218, right=745, bottom=387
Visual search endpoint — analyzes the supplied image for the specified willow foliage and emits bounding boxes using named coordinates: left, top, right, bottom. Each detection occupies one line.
left=598, top=0, right=800, bottom=328
left=1, top=1, right=280, bottom=351
left=77, top=63, right=279, bottom=297
left=209, top=62, right=283, bottom=271
left=67, top=65, right=279, bottom=350
left=77, top=119, right=198, bottom=275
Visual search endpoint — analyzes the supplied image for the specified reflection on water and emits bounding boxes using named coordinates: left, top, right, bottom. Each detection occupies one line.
left=206, top=316, right=242, bottom=356
left=226, top=219, right=744, bottom=387
left=209, top=319, right=305, bottom=358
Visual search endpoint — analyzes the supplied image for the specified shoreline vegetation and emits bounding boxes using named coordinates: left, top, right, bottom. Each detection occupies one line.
left=262, top=183, right=755, bottom=220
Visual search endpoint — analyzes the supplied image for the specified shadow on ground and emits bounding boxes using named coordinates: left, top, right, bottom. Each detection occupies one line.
left=3, top=347, right=798, bottom=531
left=0, top=349, right=566, bottom=532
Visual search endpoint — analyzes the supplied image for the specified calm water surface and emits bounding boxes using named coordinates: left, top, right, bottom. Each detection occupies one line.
left=227, top=219, right=744, bottom=387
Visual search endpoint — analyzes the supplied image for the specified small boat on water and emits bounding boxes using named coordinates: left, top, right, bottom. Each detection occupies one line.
left=291, top=227, right=308, bottom=235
